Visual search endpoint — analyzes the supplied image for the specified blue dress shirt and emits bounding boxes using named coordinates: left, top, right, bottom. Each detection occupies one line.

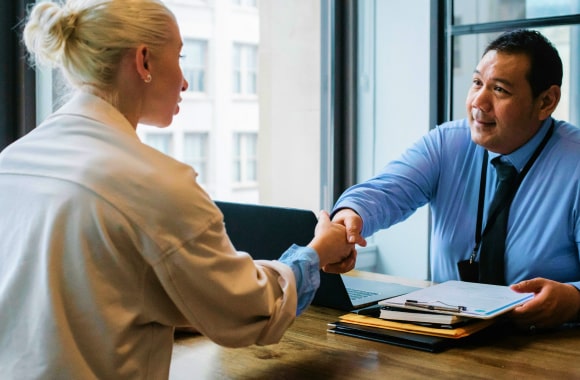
left=278, top=245, right=320, bottom=315
left=333, top=117, right=580, bottom=289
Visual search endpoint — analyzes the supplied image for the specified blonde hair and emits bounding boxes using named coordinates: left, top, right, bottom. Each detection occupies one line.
left=23, top=0, right=174, bottom=94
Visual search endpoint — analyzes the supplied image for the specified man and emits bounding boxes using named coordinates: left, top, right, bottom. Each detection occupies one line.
left=332, top=29, right=580, bottom=329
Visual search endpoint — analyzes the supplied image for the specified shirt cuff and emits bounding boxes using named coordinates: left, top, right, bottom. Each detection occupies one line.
left=278, top=244, right=320, bottom=315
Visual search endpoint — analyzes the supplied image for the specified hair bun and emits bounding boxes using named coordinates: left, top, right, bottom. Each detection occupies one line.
left=23, top=2, right=75, bottom=67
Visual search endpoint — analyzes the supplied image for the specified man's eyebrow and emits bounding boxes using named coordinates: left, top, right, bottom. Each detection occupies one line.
left=491, top=77, right=515, bottom=88
left=472, top=69, right=514, bottom=87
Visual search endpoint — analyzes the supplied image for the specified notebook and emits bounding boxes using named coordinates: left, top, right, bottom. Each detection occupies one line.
left=214, top=201, right=419, bottom=311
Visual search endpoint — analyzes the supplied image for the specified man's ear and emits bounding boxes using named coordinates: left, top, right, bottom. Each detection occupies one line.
left=135, top=45, right=150, bottom=81
left=537, top=85, right=561, bottom=120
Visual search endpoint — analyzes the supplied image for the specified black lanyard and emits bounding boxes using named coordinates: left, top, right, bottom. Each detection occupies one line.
left=469, top=120, right=555, bottom=263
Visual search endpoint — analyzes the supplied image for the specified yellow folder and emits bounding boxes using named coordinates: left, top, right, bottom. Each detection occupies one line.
left=338, top=313, right=496, bottom=339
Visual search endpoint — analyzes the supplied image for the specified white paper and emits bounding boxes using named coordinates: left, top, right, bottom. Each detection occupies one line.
left=379, top=280, right=534, bottom=319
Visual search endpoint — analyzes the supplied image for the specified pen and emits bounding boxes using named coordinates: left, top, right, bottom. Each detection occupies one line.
left=404, top=300, right=466, bottom=313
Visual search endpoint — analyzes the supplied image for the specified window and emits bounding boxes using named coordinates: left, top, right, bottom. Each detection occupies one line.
left=183, top=132, right=208, bottom=184
left=182, top=39, right=207, bottom=93
left=17, top=1, right=328, bottom=217
left=232, top=132, right=257, bottom=185
left=355, top=0, right=432, bottom=278
left=144, top=133, right=173, bottom=156
left=232, top=43, right=258, bottom=95
left=453, top=0, right=579, bottom=24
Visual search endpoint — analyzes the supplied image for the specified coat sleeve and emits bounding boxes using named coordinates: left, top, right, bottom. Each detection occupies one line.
left=150, top=215, right=298, bottom=347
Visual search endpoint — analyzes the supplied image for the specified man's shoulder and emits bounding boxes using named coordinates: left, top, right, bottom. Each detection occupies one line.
left=429, top=118, right=472, bottom=145
left=433, top=118, right=471, bottom=136
left=554, top=120, right=580, bottom=143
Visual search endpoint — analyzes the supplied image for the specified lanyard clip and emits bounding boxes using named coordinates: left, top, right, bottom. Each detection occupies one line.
left=469, top=249, right=478, bottom=264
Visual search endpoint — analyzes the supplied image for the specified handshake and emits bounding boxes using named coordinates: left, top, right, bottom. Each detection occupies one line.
left=308, top=208, right=366, bottom=274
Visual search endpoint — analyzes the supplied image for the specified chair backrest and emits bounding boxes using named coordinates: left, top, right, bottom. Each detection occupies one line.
left=214, top=200, right=318, bottom=261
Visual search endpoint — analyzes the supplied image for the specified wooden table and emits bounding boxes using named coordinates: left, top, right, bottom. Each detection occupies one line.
left=169, top=272, right=580, bottom=379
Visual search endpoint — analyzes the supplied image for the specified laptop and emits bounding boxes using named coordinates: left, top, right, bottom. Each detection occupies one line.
left=214, top=201, right=418, bottom=311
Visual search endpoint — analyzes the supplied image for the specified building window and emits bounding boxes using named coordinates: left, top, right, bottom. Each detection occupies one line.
left=233, top=132, right=257, bottom=184
left=144, top=133, right=173, bottom=156
left=183, top=132, right=209, bottom=184
left=233, top=43, right=258, bottom=95
left=182, top=39, right=207, bottom=93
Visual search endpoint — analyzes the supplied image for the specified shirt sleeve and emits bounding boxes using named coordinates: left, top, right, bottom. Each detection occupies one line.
left=332, top=127, right=442, bottom=237
left=278, top=244, right=321, bottom=315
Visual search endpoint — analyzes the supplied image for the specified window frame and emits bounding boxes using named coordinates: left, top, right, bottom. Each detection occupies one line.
left=0, top=0, right=37, bottom=151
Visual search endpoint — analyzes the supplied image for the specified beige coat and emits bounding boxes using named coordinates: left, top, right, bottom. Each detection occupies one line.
left=0, top=92, right=298, bottom=379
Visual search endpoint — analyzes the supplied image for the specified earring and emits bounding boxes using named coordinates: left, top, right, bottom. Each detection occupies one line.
left=144, top=74, right=152, bottom=83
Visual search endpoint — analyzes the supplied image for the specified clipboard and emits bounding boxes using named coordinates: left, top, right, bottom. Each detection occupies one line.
left=378, top=280, right=534, bottom=319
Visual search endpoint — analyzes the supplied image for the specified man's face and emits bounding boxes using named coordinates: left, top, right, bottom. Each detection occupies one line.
left=466, top=50, right=544, bottom=154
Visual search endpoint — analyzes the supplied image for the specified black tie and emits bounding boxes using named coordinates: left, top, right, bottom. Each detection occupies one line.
left=479, top=157, right=518, bottom=285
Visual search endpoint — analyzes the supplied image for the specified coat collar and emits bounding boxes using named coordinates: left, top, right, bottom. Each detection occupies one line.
left=49, top=91, right=138, bottom=139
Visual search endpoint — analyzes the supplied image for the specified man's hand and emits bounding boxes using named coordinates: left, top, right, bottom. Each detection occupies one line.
left=510, top=278, right=580, bottom=329
left=308, top=210, right=357, bottom=274
left=331, top=208, right=367, bottom=247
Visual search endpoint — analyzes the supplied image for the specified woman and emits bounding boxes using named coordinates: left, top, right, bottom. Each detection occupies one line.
left=0, top=0, right=356, bottom=378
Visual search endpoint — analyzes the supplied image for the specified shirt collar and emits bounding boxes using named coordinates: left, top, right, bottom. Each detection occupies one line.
left=488, top=117, right=553, bottom=172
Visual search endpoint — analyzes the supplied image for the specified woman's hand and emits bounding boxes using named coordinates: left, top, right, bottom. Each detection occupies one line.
left=308, top=211, right=357, bottom=273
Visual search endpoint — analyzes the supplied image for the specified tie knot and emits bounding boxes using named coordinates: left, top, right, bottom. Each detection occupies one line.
left=492, top=157, right=517, bottom=182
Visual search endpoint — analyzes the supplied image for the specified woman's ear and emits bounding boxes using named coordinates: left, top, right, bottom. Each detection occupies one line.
left=537, top=85, right=561, bottom=120
left=135, top=45, right=151, bottom=82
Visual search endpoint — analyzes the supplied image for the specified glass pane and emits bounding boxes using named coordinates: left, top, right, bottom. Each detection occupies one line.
left=451, top=25, right=579, bottom=126
left=247, top=72, right=257, bottom=94
left=145, top=134, right=172, bottom=155
left=183, top=133, right=207, bottom=184
left=247, top=160, right=257, bottom=181
left=355, top=0, right=432, bottom=277
left=182, top=39, right=206, bottom=93
left=454, top=0, right=580, bottom=25
left=233, top=161, right=241, bottom=182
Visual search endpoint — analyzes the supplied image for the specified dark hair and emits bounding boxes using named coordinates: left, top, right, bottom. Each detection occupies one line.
left=483, top=29, right=563, bottom=98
